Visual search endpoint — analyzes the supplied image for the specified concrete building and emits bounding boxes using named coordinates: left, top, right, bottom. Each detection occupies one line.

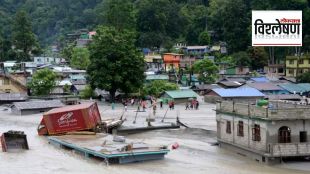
left=286, top=54, right=310, bottom=77
left=216, top=101, right=310, bottom=164
left=34, top=57, right=65, bottom=65
left=0, top=73, right=28, bottom=93
left=264, top=63, right=285, bottom=77
left=181, top=46, right=210, bottom=59
left=144, top=53, right=163, bottom=72
left=162, top=53, right=183, bottom=72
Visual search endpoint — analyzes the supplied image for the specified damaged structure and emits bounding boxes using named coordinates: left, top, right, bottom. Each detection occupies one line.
left=216, top=101, right=310, bottom=164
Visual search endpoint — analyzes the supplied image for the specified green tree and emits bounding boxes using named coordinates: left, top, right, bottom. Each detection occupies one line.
left=198, top=31, right=211, bottom=45
left=248, top=47, right=268, bottom=70
left=61, top=43, right=75, bottom=61
left=87, top=26, right=145, bottom=102
left=80, top=85, right=95, bottom=99
left=208, top=0, right=250, bottom=52
left=12, top=10, right=39, bottom=61
left=142, top=80, right=179, bottom=98
left=28, top=68, right=57, bottom=96
left=297, top=72, right=310, bottom=83
left=99, top=0, right=136, bottom=31
left=70, top=47, right=90, bottom=70
left=232, top=51, right=251, bottom=67
left=192, top=59, right=218, bottom=83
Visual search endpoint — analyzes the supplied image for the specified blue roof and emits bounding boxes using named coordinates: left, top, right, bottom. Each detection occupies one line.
left=250, top=77, right=269, bottom=82
left=278, top=83, right=310, bottom=93
left=212, top=87, right=265, bottom=97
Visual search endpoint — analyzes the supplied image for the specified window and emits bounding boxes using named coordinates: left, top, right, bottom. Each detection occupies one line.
left=288, top=69, right=294, bottom=74
left=289, top=60, right=294, bottom=64
left=237, top=121, right=244, bottom=137
left=298, top=69, right=303, bottom=74
left=226, top=121, right=231, bottom=134
left=300, top=131, right=307, bottom=143
left=5, top=89, right=10, bottom=93
left=298, top=59, right=304, bottom=64
left=278, top=126, right=291, bottom=143
left=3, top=78, right=10, bottom=85
left=252, top=124, right=261, bottom=141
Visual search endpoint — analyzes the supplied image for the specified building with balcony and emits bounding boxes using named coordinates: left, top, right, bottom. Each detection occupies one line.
left=286, top=54, right=310, bottom=77
left=216, top=101, right=310, bottom=164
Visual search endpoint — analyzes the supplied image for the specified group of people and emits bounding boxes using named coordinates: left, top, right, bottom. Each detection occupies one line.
left=121, top=97, right=199, bottom=112
left=185, top=99, right=199, bottom=110
left=168, top=100, right=175, bottom=110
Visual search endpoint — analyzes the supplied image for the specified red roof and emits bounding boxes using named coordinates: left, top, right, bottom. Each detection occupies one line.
left=44, top=102, right=96, bottom=115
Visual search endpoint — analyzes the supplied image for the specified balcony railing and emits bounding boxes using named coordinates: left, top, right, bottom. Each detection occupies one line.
left=270, top=143, right=310, bottom=157
left=217, top=101, right=310, bottom=120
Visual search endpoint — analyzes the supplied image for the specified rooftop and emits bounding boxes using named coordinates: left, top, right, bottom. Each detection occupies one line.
left=163, top=90, right=198, bottom=99
left=278, top=83, right=310, bottom=93
left=12, top=100, right=64, bottom=110
left=266, top=94, right=302, bottom=100
left=218, top=81, right=243, bottom=88
left=211, top=87, right=265, bottom=97
left=192, top=84, right=221, bottom=90
left=250, top=77, right=269, bottom=82
left=146, top=75, right=169, bottom=81
left=0, top=93, right=28, bottom=101
left=217, top=100, right=310, bottom=120
left=184, top=46, right=208, bottom=50
left=247, top=82, right=284, bottom=91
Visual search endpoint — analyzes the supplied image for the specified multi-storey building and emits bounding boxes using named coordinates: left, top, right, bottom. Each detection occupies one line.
left=286, top=54, right=310, bottom=77
left=216, top=101, right=310, bottom=164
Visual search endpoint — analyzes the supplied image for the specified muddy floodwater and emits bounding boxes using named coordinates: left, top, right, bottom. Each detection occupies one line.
left=0, top=101, right=310, bottom=174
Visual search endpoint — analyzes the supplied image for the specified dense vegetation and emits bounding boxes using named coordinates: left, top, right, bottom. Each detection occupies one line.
left=0, top=0, right=309, bottom=62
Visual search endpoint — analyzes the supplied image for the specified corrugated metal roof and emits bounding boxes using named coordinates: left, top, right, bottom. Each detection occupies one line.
left=12, top=100, right=64, bottom=110
left=278, top=83, right=310, bottom=93
left=266, top=94, right=302, bottom=100
left=0, top=93, right=28, bottom=101
left=247, top=82, right=283, bottom=91
left=146, top=75, right=169, bottom=81
left=69, top=74, right=86, bottom=80
left=193, top=84, right=221, bottom=90
left=212, top=87, right=265, bottom=97
left=218, top=81, right=243, bottom=87
left=250, top=77, right=269, bottom=82
left=225, top=77, right=246, bottom=83
left=164, top=90, right=198, bottom=99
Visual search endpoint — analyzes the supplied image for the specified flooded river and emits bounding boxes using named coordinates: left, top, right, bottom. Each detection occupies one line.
left=0, top=103, right=309, bottom=174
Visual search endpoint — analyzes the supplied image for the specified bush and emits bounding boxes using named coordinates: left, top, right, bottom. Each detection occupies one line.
left=80, top=85, right=95, bottom=99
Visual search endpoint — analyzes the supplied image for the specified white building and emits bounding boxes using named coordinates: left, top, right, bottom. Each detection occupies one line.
left=34, top=57, right=65, bottom=65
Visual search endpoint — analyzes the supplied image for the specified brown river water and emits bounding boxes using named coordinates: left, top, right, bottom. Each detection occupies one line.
left=0, top=103, right=309, bottom=174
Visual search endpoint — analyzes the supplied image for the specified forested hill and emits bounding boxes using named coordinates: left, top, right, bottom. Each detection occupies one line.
left=0, top=0, right=101, bottom=46
left=0, top=0, right=309, bottom=53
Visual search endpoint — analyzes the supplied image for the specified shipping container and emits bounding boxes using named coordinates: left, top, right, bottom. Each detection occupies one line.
left=37, top=102, right=102, bottom=136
